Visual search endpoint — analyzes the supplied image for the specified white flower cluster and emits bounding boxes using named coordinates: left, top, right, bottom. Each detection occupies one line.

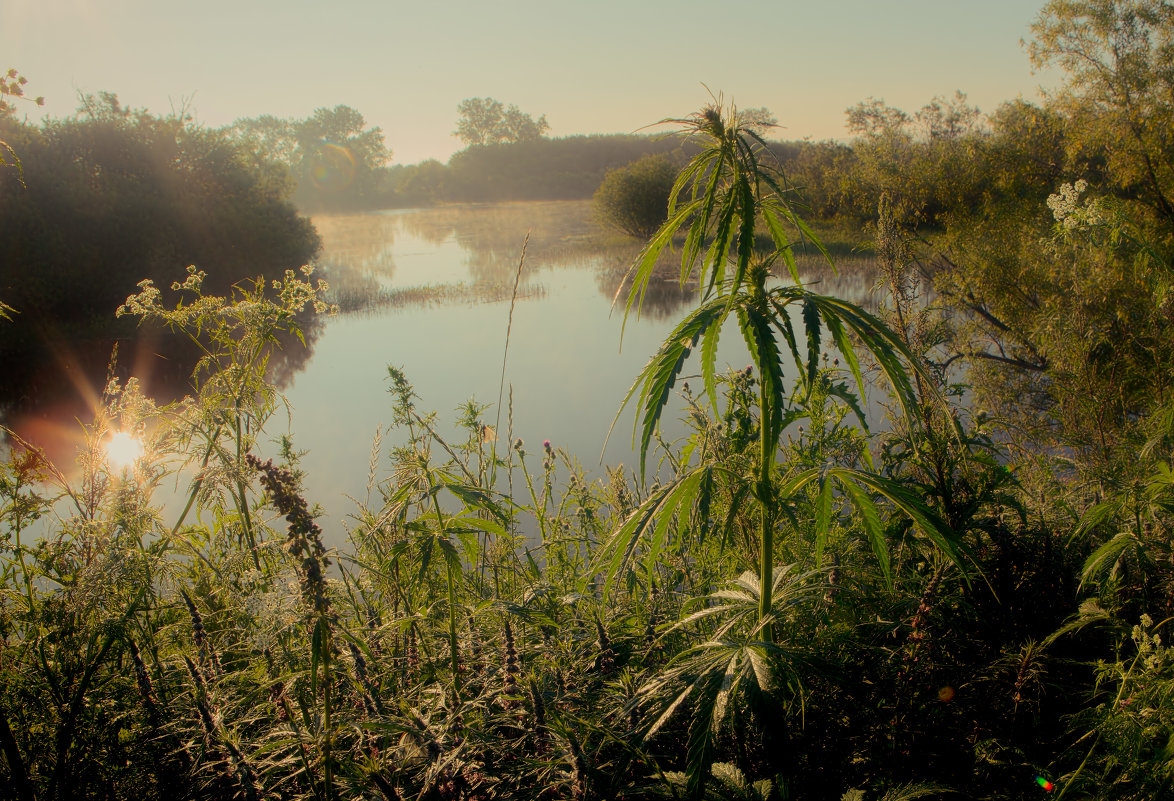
left=1046, top=179, right=1106, bottom=231
left=272, top=266, right=339, bottom=316
left=170, top=264, right=206, bottom=294
left=1131, top=613, right=1167, bottom=674
left=116, top=279, right=162, bottom=318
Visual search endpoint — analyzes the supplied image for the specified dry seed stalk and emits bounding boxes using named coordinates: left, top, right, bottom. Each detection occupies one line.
left=367, top=604, right=384, bottom=657
left=566, top=731, right=589, bottom=801
left=183, top=655, right=259, bottom=800
left=593, top=617, right=615, bottom=675
left=247, top=454, right=332, bottom=618
left=180, top=588, right=221, bottom=676
left=528, top=676, right=547, bottom=730
left=350, top=641, right=383, bottom=716
left=502, top=619, right=520, bottom=708
left=127, top=637, right=159, bottom=726
left=405, top=626, right=420, bottom=683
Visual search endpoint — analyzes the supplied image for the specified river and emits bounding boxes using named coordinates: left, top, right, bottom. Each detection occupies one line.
left=5, top=199, right=887, bottom=549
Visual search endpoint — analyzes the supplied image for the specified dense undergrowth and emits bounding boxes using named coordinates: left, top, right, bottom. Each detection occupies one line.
left=4, top=90, right=1174, bottom=801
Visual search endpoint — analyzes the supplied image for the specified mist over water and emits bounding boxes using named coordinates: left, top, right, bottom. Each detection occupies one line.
left=3, top=199, right=885, bottom=549
left=284, top=201, right=885, bottom=546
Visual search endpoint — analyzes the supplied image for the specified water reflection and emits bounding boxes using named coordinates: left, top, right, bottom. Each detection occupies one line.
left=315, top=201, right=638, bottom=294
left=797, top=256, right=883, bottom=308
left=315, top=201, right=704, bottom=322
left=5, top=200, right=886, bottom=504
left=595, top=268, right=697, bottom=322
left=311, top=213, right=401, bottom=312
left=2, top=313, right=322, bottom=469
left=312, top=201, right=887, bottom=325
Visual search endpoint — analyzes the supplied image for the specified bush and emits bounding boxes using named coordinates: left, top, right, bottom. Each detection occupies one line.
left=592, top=153, right=677, bottom=238
left=0, top=94, right=320, bottom=410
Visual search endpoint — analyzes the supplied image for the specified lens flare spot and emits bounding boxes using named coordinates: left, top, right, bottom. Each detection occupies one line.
left=1035, top=776, right=1054, bottom=792
left=307, top=142, right=356, bottom=193
left=937, top=685, right=955, bottom=702
left=104, top=431, right=144, bottom=470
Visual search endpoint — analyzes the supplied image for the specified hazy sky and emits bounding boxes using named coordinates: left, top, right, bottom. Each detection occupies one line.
left=2, top=0, right=1061, bottom=165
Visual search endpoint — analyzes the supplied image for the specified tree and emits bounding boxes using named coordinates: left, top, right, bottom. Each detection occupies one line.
left=0, top=67, right=42, bottom=320
left=228, top=114, right=299, bottom=166
left=453, top=97, right=549, bottom=147
left=843, top=93, right=988, bottom=224
left=297, top=105, right=389, bottom=171
left=226, top=105, right=392, bottom=211
left=739, top=106, right=778, bottom=135
left=0, top=94, right=320, bottom=407
left=1030, top=0, right=1174, bottom=227
left=845, top=97, right=911, bottom=137
left=922, top=1, right=1174, bottom=479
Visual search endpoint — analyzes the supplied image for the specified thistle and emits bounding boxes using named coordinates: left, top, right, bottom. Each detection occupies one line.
left=894, top=567, right=946, bottom=714
left=905, top=568, right=944, bottom=654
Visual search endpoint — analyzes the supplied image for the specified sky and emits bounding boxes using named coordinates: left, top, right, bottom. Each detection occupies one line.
left=2, top=0, right=1062, bottom=166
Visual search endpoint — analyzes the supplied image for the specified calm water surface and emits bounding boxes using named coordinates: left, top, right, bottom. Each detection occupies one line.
left=6, top=200, right=885, bottom=549
left=292, top=202, right=724, bottom=538
left=286, top=201, right=882, bottom=545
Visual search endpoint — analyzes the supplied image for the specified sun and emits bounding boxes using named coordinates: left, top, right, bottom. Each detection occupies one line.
left=104, top=430, right=145, bottom=470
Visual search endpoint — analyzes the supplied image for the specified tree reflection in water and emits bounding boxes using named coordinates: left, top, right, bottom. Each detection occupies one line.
left=1, top=311, right=322, bottom=468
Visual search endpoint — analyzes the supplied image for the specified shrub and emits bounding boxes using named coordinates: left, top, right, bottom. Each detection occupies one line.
left=592, top=153, right=677, bottom=238
left=0, top=93, right=320, bottom=411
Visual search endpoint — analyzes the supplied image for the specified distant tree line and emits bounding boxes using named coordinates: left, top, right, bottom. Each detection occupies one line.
left=225, top=98, right=683, bottom=211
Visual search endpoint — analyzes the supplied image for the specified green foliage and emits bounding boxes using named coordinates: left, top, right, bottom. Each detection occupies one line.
left=840, top=92, right=989, bottom=226
left=10, top=55, right=1174, bottom=798
left=0, top=227, right=1041, bottom=800
left=1030, top=0, right=1174, bottom=230
left=453, top=97, right=550, bottom=147
left=0, top=93, right=320, bottom=409
left=935, top=180, right=1174, bottom=485
left=593, top=153, right=677, bottom=239
left=227, top=104, right=392, bottom=212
